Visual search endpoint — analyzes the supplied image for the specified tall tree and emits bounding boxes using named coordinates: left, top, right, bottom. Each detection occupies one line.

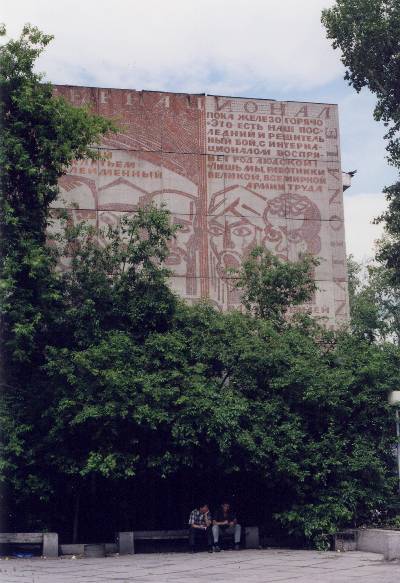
left=0, top=25, right=114, bottom=526
left=0, top=23, right=114, bottom=368
left=322, top=1, right=400, bottom=165
left=322, top=1, right=400, bottom=280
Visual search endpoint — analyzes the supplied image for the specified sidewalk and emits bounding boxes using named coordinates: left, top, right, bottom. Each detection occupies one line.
left=1, top=548, right=399, bottom=583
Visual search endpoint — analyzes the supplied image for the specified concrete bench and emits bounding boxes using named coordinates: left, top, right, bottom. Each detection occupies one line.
left=117, top=527, right=259, bottom=554
left=357, top=529, right=400, bottom=561
left=334, top=528, right=400, bottom=560
left=134, top=529, right=189, bottom=541
left=116, top=530, right=187, bottom=554
left=0, top=532, right=58, bottom=557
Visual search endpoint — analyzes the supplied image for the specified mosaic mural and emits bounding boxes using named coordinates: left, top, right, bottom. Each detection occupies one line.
left=53, top=87, right=349, bottom=327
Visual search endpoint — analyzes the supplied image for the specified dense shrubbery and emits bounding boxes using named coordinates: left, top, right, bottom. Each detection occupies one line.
left=4, top=207, right=399, bottom=547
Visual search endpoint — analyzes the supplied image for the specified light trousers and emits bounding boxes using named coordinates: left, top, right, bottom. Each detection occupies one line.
left=212, top=524, right=241, bottom=544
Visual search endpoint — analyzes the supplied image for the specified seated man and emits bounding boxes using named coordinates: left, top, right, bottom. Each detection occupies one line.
left=212, top=501, right=241, bottom=551
left=188, top=502, right=213, bottom=553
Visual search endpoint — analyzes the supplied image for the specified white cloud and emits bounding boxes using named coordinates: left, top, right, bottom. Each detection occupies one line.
left=3, top=0, right=340, bottom=94
left=344, top=192, right=387, bottom=263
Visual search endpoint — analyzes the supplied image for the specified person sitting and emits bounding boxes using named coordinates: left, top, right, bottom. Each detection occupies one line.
left=212, top=501, right=241, bottom=551
left=188, top=502, right=213, bottom=553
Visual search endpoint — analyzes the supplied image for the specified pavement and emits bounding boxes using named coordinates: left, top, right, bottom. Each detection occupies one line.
left=1, top=549, right=400, bottom=583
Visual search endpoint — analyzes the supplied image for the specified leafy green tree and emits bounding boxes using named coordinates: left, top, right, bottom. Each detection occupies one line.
left=0, top=23, right=114, bottom=368
left=347, top=254, right=400, bottom=342
left=0, top=24, right=114, bottom=525
left=33, top=207, right=179, bottom=537
left=173, top=302, right=397, bottom=549
left=5, top=197, right=398, bottom=544
left=347, top=256, right=384, bottom=341
left=322, top=1, right=400, bottom=281
left=276, top=330, right=398, bottom=548
left=169, top=274, right=397, bottom=548
left=369, top=265, right=400, bottom=344
left=322, top=1, right=400, bottom=165
left=231, top=246, right=318, bottom=326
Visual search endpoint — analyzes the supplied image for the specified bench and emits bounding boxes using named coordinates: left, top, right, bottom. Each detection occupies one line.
left=134, top=529, right=188, bottom=541
left=117, top=527, right=259, bottom=554
left=335, top=528, right=400, bottom=560
left=0, top=532, right=58, bottom=557
left=117, top=530, right=187, bottom=554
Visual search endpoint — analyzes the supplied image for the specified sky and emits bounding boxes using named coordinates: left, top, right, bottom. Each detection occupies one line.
left=3, top=0, right=398, bottom=263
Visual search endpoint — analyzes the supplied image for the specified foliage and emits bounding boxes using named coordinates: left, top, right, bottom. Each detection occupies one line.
left=0, top=24, right=114, bottom=513
left=322, top=1, right=400, bottom=281
left=0, top=24, right=113, bottom=239
left=348, top=254, right=400, bottom=342
left=10, top=218, right=399, bottom=545
left=347, top=256, right=385, bottom=341
left=276, top=330, right=398, bottom=547
left=375, top=184, right=400, bottom=283
left=387, top=515, right=400, bottom=529
left=231, top=246, right=318, bottom=326
left=0, top=23, right=114, bottom=371
left=41, top=206, right=179, bottom=481
left=322, top=1, right=400, bottom=165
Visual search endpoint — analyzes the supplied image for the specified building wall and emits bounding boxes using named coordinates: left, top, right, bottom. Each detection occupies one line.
left=53, top=86, right=349, bottom=327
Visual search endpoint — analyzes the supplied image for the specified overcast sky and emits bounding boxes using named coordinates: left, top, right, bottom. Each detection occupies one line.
left=3, top=0, right=398, bottom=263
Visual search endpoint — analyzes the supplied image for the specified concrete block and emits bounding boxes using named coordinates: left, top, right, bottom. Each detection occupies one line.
left=60, top=543, right=117, bottom=556
left=118, top=531, right=134, bottom=555
left=84, top=543, right=105, bottom=557
left=357, top=528, right=400, bottom=560
left=42, top=532, right=58, bottom=557
left=104, top=543, right=118, bottom=554
left=245, top=526, right=259, bottom=549
left=60, top=544, right=84, bottom=555
left=384, top=534, right=400, bottom=561
left=357, top=529, right=388, bottom=554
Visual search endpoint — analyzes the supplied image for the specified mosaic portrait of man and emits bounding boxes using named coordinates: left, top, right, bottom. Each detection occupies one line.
left=140, top=189, right=200, bottom=296
left=207, top=185, right=270, bottom=309
left=207, top=186, right=323, bottom=310
left=263, top=192, right=322, bottom=260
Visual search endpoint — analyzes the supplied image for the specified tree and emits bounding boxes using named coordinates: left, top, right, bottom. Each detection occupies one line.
left=175, top=302, right=398, bottom=549
left=347, top=256, right=384, bottom=341
left=0, top=24, right=114, bottom=370
left=231, top=246, right=318, bottom=326
left=0, top=24, right=114, bottom=528
left=4, top=207, right=398, bottom=544
left=347, top=253, right=400, bottom=343
left=322, top=1, right=400, bottom=165
left=35, top=207, right=180, bottom=538
left=321, top=1, right=400, bottom=281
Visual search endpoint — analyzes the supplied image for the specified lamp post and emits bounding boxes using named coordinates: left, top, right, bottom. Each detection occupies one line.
left=388, top=391, right=400, bottom=493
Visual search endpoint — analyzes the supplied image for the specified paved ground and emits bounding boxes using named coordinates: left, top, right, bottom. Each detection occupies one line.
left=1, top=549, right=400, bottom=583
